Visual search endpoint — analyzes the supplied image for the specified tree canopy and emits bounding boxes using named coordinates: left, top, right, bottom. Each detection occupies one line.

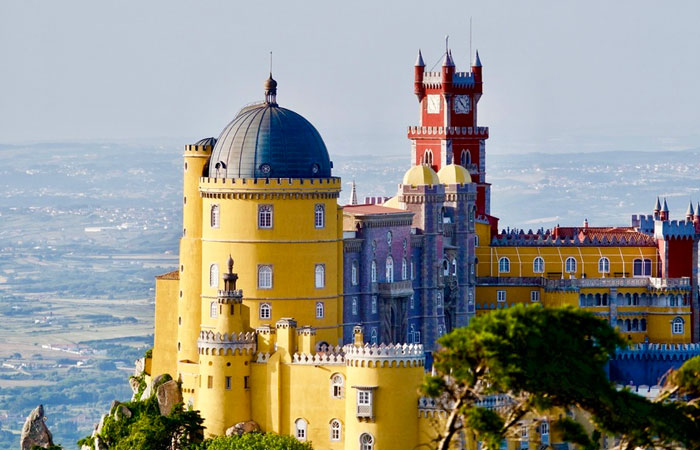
left=422, top=305, right=700, bottom=449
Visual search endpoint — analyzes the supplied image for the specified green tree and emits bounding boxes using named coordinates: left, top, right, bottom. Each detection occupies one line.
left=422, top=305, right=700, bottom=449
left=193, top=433, right=313, bottom=450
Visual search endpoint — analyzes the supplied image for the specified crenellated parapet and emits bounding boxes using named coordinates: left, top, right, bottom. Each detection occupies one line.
left=344, top=343, right=425, bottom=368
left=654, top=219, right=696, bottom=240
left=292, top=351, right=345, bottom=365
left=216, top=289, right=243, bottom=304
left=197, top=330, right=256, bottom=355
left=615, top=343, right=700, bottom=361
left=407, top=125, right=489, bottom=138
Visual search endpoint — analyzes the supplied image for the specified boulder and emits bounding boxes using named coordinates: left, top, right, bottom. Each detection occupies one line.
left=19, top=405, right=54, bottom=450
left=139, top=382, right=152, bottom=401
left=156, top=380, right=182, bottom=416
left=113, top=404, right=132, bottom=421
left=129, top=376, right=141, bottom=396
left=225, top=420, right=260, bottom=436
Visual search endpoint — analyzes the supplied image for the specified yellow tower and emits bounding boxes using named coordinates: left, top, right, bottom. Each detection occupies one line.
left=197, top=256, right=255, bottom=436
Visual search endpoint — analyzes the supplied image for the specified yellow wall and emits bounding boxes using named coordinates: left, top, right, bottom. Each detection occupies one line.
left=151, top=274, right=179, bottom=377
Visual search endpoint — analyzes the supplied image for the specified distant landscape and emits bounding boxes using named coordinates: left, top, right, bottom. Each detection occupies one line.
left=0, top=141, right=699, bottom=448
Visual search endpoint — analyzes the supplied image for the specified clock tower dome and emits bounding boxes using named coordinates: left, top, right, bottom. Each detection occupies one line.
left=409, top=48, right=491, bottom=215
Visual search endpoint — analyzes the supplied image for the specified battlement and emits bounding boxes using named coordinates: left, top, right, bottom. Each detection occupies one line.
left=655, top=219, right=696, bottom=239
left=292, top=351, right=345, bottom=365
left=407, top=126, right=489, bottom=138
left=421, top=71, right=476, bottom=89
left=199, top=176, right=342, bottom=196
left=216, top=289, right=243, bottom=303
left=615, top=343, right=700, bottom=361
left=184, top=144, right=213, bottom=155
left=491, top=230, right=656, bottom=247
left=197, top=330, right=256, bottom=355
left=344, top=343, right=425, bottom=367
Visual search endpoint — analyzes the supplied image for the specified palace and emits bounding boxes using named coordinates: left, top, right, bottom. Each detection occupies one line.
left=148, top=45, right=700, bottom=449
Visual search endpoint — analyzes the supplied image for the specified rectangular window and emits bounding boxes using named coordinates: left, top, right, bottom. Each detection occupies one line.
left=356, top=390, right=373, bottom=418
left=314, top=204, right=325, bottom=228
left=207, top=376, right=213, bottom=389
left=225, top=376, right=231, bottom=390
left=352, top=297, right=358, bottom=315
left=258, top=204, right=273, bottom=229
left=530, top=290, right=540, bottom=302
left=371, top=296, right=377, bottom=314
left=497, top=290, right=506, bottom=303
left=244, top=376, right=249, bottom=389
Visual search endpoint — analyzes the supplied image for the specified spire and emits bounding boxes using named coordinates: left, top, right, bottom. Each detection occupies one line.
left=415, top=49, right=425, bottom=67
left=654, top=197, right=661, bottom=212
left=442, top=51, right=454, bottom=67
left=473, top=50, right=482, bottom=67
left=686, top=201, right=694, bottom=218
left=662, top=198, right=669, bottom=213
left=696, top=202, right=700, bottom=217
left=350, top=180, right=358, bottom=205
left=223, top=255, right=238, bottom=291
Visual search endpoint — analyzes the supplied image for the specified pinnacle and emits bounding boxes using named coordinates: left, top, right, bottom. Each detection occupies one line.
left=654, top=196, right=661, bottom=211
left=662, top=198, right=669, bottom=212
left=415, top=49, right=425, bottom=67
left=473, top=50, right=482, bottom=67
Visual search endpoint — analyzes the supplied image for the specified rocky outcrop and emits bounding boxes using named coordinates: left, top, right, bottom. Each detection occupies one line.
left=20, top=405, right=54, bottom=450
left=225, top=420, right=260, bottom=436
left=156, top=380, right=182, bottom=416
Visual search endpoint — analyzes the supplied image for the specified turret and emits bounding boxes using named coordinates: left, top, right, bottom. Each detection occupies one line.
left=441, top=50, right=455, bottom=93
left=661, top=198, right=670, bottom=221
left=414, top=50, right=425, bottom=101
left=653, top=197, right=661, bottom=220
left=215, top=256, right=249, bottom=335
left=472, top=50, right=483, bottom=83
left=686, top=202, right=694, bottom=221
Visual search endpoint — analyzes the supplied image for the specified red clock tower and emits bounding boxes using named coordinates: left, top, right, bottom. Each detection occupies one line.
left=409, top=48, right=491, bottom=216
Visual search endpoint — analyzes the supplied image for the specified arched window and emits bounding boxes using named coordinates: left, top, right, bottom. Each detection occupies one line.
left=316, top=301, right=325, bottom=319
left=294, top=418, right=307, bottom=441
left=598, top=257, right=610, bottom=274
left=370, top=328, right=378, bottom=345
left=371, top=296, right=377, bottom=314
left=452, top=258, right=457, bottom=275
left=443, top=259, right=450, bottom=276
left=402, top=258, right=408, bottom=280
left=352, top=297, right=358, bottom=315
left=624, top=319, right=631, bottom=332
left=672, top=317, right=685, bottom=334
left=641, top=318, right=647, bottom=331
left=371, top=260, right=377, bottom=282
left=410, top=260, right=415, bottom=280
left=360, top=433, right=375, bottom=450
left=385, top=257, right=394, bottom=283
left=461, top=149, right=470, bottom=166
left=330, top=374, right=344, bottom=399
left=209, top=264, right=219, bottom=288
left=315, top=264, right=325, bottom=288
left=209, top=301, right=218, bottom=318
left=258, top=204, right=273, bottom=229
left=330, top=419, right=342, bottom=441
left=314, top=204, right=325, bottom=228
left=565, top=257, right=577, bottom=273
left=423, top=149, right=434, bottom=166
left=259, top=303, right=271, bottom=320
left=351, top=261, right=358, bottom=285
left=533, top=257, right=544, bottom=274
left=498, top=257, right=510, bottom=273
left=632, top=318, right=639, bottom=331
left=258, top=265, right=272, bottom=289
left=210, top=204, right=220, bottom=228
left=633, top=258, right=652, bottom=276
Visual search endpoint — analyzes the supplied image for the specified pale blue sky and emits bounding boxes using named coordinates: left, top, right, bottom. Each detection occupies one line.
left=1, top=0, right=699, bottom=155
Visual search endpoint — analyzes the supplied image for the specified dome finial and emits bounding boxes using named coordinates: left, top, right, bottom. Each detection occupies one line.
left=265, top=51, right=278, bottom=105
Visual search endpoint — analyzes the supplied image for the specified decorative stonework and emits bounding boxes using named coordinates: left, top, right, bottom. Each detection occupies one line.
left=197, top=330, right=256, bottom=355
left=344, top=343, right=424, bottom=367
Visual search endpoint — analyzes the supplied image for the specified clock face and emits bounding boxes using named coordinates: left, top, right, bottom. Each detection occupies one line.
left=427, top=95, right=441, bottom=114
left=454, top=95, right=471, bottom=114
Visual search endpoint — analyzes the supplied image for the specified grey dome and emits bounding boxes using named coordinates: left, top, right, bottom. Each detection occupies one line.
left=209, top=103, right=332, bottom=179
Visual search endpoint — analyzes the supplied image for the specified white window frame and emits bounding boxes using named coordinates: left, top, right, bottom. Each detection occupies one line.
left=330, top=419, right=341, bottom=441
left=258, top=265, right=273, bottom=289
left=530, top=290, right=540, bottom=302
left=402, top=258, right=408, bottom=280
left=497, top=290, right=506, bottom=303
left=295, top=418, right=307, bottom=441
left=452, top=258, right=457, bottom=275
left=410, top=260, right=415, bottom=280
left=330, top=374, right=344, bottom=399
left=370, top=328, right=378, bottom=345
left=359, top=432, right=374, bottom=450
left=356, top=391, right=374, bottom=419
left=533, top=256, right=544, bottom=274
left=314, top=203, right=325, bottom=229
left=315, top=264, right=325, bottom=289
left=598, top=257, right=610, bottom=274
left=259, top=303, right=271, bottom=320
left=565, top=257, right=577, bottom=273
left=316, top=301, right=325, bottom=319
left=498, top=257, right=510, bottom=274
left=409, top=294, right=414, bottom=309
left=210, top=204, right=220, bottom=228
left=672, top=317, right=684, bottom=335
left=258, top=204, right=273, bottom=229
left=352, top=261, right=358, bottom=285
left=371, top=260, right=377, bottom=282
left=209, top=301, right=218, bottom=318
left=209, top=263, right=219, bottom=288
left=371, top=296, right=377, bottom=314
left=352, top=297, right=358, bottom=315
left=385, top=256, right=394, bottom=283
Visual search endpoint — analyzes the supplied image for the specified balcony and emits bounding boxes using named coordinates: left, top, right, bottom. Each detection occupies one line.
left=478, top=276, right=692, bottom=291
left=375, top=280, right=414, bottom=297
